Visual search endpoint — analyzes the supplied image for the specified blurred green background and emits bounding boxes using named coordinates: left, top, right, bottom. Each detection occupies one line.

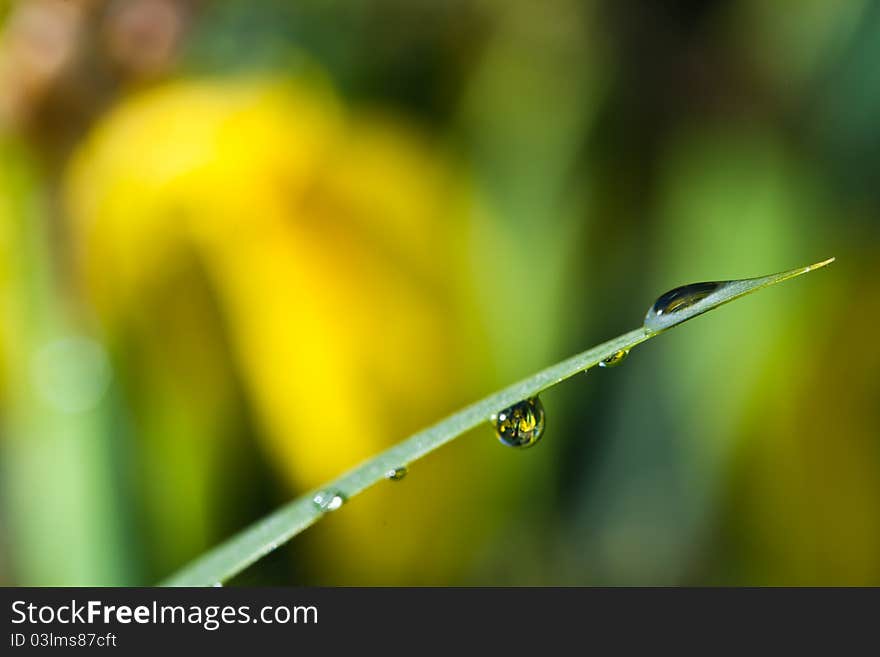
left=1, top=0, right=878, bottom=586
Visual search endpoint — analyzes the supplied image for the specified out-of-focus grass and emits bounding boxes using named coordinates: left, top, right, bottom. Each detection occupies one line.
left=0, top=139, right=131, bottom=585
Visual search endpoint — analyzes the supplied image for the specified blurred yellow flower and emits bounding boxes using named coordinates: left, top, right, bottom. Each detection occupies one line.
left=64, top=76, right=515, bottom=583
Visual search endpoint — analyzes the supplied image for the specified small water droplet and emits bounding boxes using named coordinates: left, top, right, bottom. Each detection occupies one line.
left=599, top=349, right=629, bottom=368
left=312, top=490, right=345, bottom=511
left=491, top=397, right=545, bottom=448
left=644, top=281, right=724, bottom=332
left=212, top=582, right=223, bottom=587
left=385, top=466, right=408, bottom=481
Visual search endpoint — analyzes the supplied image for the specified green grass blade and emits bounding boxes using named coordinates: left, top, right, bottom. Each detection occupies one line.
left=162, top=257, right=834, bottom=586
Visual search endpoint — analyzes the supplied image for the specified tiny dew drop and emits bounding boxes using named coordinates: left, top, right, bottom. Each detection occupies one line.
left=599, top=349, right=629, bottom=368
left=644, top=281, right=724, bottom=332
left=385, top=466, right=408, bottom=481
left=312, top=490, right=345, bottom=512
left=491, top=396, right=545, bottom=449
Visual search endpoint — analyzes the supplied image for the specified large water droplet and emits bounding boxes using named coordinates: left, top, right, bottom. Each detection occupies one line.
left=599, top=349, right=629, bottom=368
left=491, top=397, right=545, bottom=448
left=312, top=490, right=345, bottom=511
left=644, top=281, right=723, bottom=332
left=643, top=259, right=835, bottom=333
left=385, top=466, right=408, bottom=481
